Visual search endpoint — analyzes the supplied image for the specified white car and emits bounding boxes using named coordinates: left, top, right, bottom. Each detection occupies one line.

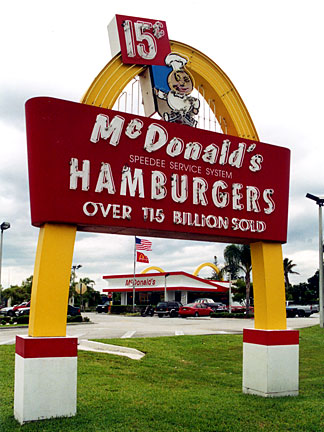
left=195, top=298, right=215, bottom=304
left=194, top=298, right=227, bottom=311
left=0, top=306, right=15, bottom=316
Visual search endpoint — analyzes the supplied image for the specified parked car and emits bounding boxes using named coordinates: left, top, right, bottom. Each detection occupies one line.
left=1, top=301, right=31, bottom=317
left=230, top=304, right=245, bottom=312
left=195, top=298, right=227, bottom=312
left=96, top=301, right=110, bottom=313
left=230, top=304, right=254, bottom=313
left=15, top=305, right=81, bottom=318
left=13, top=301, right=30, bottom=313
left=155, top=301, right=182, bottom=318
left=179, top=302, right=213, bottom=318
left=310, top=304, right=319, bottom=313
left=16, top=307, right=30, bottom=316
left=286, top=301, right=314, bottom=317
left=195, top=298, right=215, bottom=304
left=67, top=305, right=81, bottom=316
left=0, top=305, right=16, bottom=316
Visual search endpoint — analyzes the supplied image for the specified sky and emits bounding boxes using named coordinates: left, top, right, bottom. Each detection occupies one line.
left=0, top=0, right=323, bottom=294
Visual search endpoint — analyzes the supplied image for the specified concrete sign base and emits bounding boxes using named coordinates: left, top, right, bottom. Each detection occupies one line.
left=242, top=329, right=299, bottom=397
left=14, top=335, right=78, bottom=424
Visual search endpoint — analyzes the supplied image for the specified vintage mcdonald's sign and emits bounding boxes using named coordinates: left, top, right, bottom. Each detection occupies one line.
left=26, top=96, right=290, bottom=244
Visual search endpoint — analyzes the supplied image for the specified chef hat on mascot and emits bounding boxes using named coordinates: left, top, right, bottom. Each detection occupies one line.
left=165, top=53, right=188, bottom=71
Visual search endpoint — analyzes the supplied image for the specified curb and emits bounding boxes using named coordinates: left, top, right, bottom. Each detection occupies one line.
left=78, top=339, right=145, bottom=360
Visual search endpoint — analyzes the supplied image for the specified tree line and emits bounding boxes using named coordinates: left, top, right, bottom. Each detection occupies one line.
left=0, top=275, right=101, bottom=308
left=210, top=246, right=320, bottom=314
left=0, top=246, right=319, bottom=312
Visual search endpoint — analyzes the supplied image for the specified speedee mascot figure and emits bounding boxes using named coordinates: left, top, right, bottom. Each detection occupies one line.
left=155, top=53, right=200, bottom=127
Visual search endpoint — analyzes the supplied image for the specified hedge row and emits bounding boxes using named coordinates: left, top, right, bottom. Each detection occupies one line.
left=1, top=316, right=14, bottom=325
left=110, top=305, right=139, bottom=314
left=210, top=312, right=254, bottom=319
left=1, top=314, right=88, bottom=325
left=102, top=307, right=254, bottom=318
left=107, top=305, right=158, bottom=314
left=0, top=315, right=30, bottom=325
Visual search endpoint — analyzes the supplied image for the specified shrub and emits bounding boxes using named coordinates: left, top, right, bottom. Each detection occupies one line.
left=210, top=312, right=254, bottom=319
left=0, top=316, right=11, bottom=324
left=110, top=305, right=135, bottom=314
left=1, top=314, right=90, bottom=326
left=67, top=315, right=83, bottom=323
left=15, top=315, right=30, bottom=324
left=83, top=307, right=97, bottom=312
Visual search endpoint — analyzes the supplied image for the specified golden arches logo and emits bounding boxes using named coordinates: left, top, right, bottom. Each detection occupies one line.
left=141, top=263, right=222, bottom=279
left=141, top=266, right=165, bottom=274
left=193, top=262, right=222, bottom=280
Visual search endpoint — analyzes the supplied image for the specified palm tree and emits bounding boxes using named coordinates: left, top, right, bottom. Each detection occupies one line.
left=223, top=244, right=252, bottom=314
left=208, top=256, right=224, bottom=281
left=79, top=277, right=95, bottom=288
left=283, top=258, right=299, bottom=290
left=78, top=277, right=97, bottom=309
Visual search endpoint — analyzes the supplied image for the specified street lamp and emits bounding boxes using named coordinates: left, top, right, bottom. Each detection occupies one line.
left=164, top=273, right=170, bottom=301
left=227, top=274, right=232, bottom=313
left=306, top=193, right=324, bottom=328
left=72, top=264, right=82, bottom=272
left=0, top=222, right=11, bottom=304
left=71, top=264, right=82, bottom=306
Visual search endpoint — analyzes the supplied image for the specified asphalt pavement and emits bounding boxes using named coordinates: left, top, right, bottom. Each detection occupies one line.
left=0, top=312, right=320, bottom=346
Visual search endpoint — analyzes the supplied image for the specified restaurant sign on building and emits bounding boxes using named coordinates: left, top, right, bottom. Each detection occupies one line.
left=103, top=271, right=229, bottom=305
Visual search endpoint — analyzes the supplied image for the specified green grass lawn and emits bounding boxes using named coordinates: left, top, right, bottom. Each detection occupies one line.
left=1, top=326, right=324, bottom=431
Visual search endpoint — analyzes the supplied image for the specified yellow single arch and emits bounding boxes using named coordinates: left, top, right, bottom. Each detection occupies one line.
left=193, top=262, right=222, bottom=279
left=141, top=266, right=165, bottom=274
left=81, top=40, right=259, bottom=139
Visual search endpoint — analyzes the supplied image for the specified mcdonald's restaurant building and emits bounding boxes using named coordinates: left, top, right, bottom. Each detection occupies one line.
left=102, top=271, right=230, bottom=305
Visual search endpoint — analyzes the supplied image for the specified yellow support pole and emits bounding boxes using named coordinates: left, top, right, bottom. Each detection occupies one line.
left=250, top=242, right=287, bottom=330
left=28, top=223, right=77, bottom=337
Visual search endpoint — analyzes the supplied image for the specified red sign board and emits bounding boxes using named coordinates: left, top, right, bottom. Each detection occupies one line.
left=26, top=97, right=290, bottom=244
left=108, top=15, right=170, bottom=65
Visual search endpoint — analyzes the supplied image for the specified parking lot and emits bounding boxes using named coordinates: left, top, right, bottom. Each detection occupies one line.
left=0, top=312, right=319, bottom=345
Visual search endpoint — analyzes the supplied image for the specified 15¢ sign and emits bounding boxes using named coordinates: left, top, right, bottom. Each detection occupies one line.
left=108, top=14, right=171, bottom=65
